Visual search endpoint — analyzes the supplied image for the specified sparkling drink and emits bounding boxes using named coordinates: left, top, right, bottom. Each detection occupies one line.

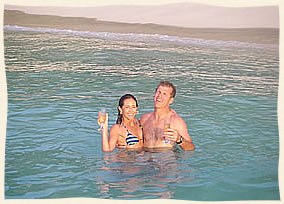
left=164, top=122, right=170, bottom=130
left=163, top=119, right=171, bottom=144
left=98, top=108, right=106, bottom=131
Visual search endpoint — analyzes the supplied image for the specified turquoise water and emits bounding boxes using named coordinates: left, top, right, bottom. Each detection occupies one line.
left=4, top=26, right=280, bottom=200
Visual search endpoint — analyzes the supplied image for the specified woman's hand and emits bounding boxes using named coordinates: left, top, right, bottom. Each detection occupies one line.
left=98, top=112, right=108, bottom=131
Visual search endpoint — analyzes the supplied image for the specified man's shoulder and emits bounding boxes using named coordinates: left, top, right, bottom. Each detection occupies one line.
left=171, top=112, right=187, bottom=125
left=141, top=112, right=153, bottom=119
left=170, top=111, right=182, bottom=119
left=140, top=112, right=153, bottom=124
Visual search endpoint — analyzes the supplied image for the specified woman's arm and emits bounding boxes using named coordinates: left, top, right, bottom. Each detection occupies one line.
left=99, top=113, right=120, bottom=152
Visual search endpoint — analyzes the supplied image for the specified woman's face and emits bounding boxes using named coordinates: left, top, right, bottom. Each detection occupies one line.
left=120, top=98, right=137, bottom=121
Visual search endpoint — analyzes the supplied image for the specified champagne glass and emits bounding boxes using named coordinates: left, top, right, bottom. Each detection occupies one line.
left=98, top=108, right=106, bottom=131
left=163, top=119, right=171, bottom=144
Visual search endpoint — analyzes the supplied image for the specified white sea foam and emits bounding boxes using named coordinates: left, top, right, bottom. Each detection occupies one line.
left=4, top=25, right=278, bottom=49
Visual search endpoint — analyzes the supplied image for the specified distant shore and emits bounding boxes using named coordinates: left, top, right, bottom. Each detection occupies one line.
left=4, top=10, right=279, bottom=45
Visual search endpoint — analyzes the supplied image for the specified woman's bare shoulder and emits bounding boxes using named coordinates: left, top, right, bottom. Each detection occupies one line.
left=110, top=124, right=124, bottom=134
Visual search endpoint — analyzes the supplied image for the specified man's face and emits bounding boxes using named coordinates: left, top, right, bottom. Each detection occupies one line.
left=154, top=85, right=174, bottom=108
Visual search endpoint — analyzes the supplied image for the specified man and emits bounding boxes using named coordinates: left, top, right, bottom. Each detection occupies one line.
left=140, top=81, right=195, bottom=151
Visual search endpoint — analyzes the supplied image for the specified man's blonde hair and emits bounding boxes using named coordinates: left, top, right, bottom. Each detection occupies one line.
left=157, top=81, right=176, bottom=98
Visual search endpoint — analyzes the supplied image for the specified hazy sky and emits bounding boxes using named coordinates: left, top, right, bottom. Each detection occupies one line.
left=3, top=0, right=280, bottom=7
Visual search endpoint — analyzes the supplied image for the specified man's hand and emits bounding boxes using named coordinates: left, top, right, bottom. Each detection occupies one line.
left=163, top=128, right=179, bottom=143
left=163, top=127, right=195, bottom=151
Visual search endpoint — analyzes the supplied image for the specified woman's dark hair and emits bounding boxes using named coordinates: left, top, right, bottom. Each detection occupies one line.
left=116, top=94, right=138, bottom=124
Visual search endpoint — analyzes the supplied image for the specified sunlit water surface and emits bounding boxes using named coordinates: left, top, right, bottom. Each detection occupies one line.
left=4, top=26, right=279, bottom=200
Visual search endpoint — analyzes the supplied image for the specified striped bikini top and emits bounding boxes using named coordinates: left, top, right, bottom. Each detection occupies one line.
left=122, top=122, right=142, bottom=146
left=126, top=130, right=140, bottom=145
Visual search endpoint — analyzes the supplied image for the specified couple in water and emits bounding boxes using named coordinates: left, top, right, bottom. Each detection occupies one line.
left=98, top=81, right=195, bottom=152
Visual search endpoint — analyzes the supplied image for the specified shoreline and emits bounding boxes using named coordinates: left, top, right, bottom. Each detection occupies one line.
left=4, top=10, right=279, bottom=45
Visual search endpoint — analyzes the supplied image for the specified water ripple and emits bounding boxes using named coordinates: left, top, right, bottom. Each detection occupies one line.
left=4, top=27, right=279, bottom=200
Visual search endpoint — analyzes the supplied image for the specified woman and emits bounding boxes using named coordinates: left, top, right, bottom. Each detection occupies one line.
left=98, top=94, right=143, bottom=152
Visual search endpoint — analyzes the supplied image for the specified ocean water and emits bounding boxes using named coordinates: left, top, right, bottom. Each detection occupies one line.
left=4, top=25, right=280, bottom=200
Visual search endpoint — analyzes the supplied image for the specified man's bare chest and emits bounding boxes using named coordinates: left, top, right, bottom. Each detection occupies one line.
left=142, top=119, right=164, bottom=141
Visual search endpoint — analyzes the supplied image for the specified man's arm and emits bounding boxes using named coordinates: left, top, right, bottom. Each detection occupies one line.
left=165, top=115, right=195, bottom=151
left=177, top=133, right=195, bottom=151
left=176, top=118, right=195, bottom=151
